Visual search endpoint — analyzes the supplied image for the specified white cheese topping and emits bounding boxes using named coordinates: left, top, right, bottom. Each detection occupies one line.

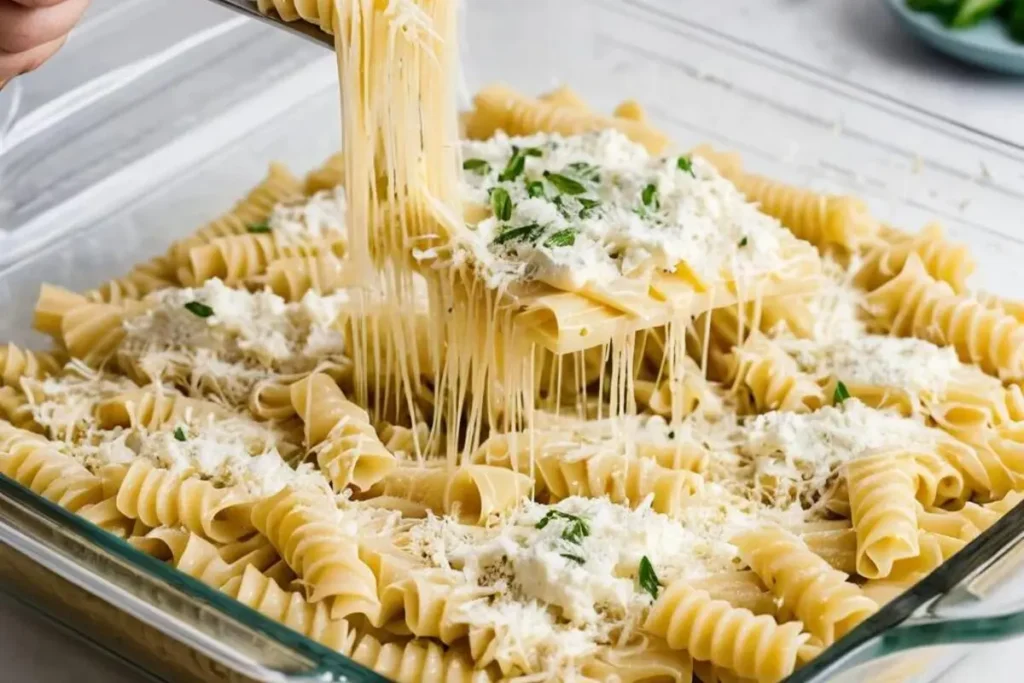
left=402, top=493, right=751, bottom=676
left=120, top=280, right=348, bottom=403
left=455, top=130, right=794, bottom=290
left=268, top=186, right=347, bottom=240
left=782, top=335, right=962, bottom=395
left=742, top=399, right=939, bottom=505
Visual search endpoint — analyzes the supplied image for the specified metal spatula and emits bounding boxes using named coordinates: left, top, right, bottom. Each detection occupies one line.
left=204, top=0, right=334, bottom=49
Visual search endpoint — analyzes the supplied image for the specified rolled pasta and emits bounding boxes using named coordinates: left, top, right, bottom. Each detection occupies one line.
left=114, top=459, right=255, bottom=543
left=361, top=464, right=530, bottom=525
left=691, top=144, right=879, bottom=253
left=250, top=486, right=380, bottom=619
left=0, top=343, right=64, bottom=387
left=290, top=372, right=396, bottom=492
left=166, top=162, right=303, bottom=272
left=465, top=84, right=670, bottom=154
left=0, top=423, right=103, bottom=512
left=844, top=451, right=922, bottom=579
left=865, top=255, right=1024, bottom=380
left=644, top=580, right=814, bottom=683
left=855, top=223, right=974, bottom=293
left=733, top=525, right=877, bottom=644
left=726, top=333, right=825, bottom=415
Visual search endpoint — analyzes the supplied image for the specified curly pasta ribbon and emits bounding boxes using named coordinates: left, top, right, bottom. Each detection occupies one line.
left=733, top=525, right=877, bottom=644
left=644, top=580, right=814, bottom=683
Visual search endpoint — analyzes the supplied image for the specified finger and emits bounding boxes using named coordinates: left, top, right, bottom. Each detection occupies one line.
left=0, top=34, right=66, bottom=81
left=10, top=0, right=76, bottom=8
left=0, top=0, right=89, bottom=54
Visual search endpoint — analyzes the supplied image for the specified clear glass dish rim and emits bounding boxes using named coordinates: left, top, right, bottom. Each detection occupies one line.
left=0, top=473, right=389, bottom=683
left=4, top=469, right=1024, bottom=683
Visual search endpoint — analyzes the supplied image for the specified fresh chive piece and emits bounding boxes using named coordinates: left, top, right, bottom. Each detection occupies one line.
left=492, top=224, right=541, bottom=246
left=490, top=187, right=513, bottom=221
left=463, top=158, right=491, bottom=174
left=184, top=301, right=214, bottom=318
left=522, top=147, right=544, bottom=157
left=833, top=380, right=851, bottom=404
left=638, top=556, right=660, bottom=599
left=247, top=222, right=271, bottom=234
left=173, top=427, right=187, bottom=442
left=738, top=236, right=749, bottom=247
left=561, top=553, right=586, bottom=565
left=544, top=171, right=587, bottom=195
left=677, top=155, right=695, bottom=177
left=544, top=229, right=577, bottom=248
left=642, top=183, right=659, bottom=209
left=526, top=181, right=546, bottom=198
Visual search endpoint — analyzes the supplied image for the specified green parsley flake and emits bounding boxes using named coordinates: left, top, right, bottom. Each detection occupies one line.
left=173, top=427, right=187, bottom=442
left=638, top=556, right=660, bottom=599
left=463, top=158, right=491, bottom=175
left=536, top=509, right=591, bottom=544
left=184, top=301, right=214, bottom=318
left=526, top=181, right=546, bottom=199
left=677, top=155, right=695, bottom=177
left=544, top=171, right=587, bottom=195
left=561, top=553, right=586, bottom=565
left=490, top=187, right=513, bottom=221
left=544, top=229, right=577, bottom=248
left=642, top=183, right=659, bottom=209
left=567, top=162, right=601, bottom=183
left=739, top=236, right=749, bottom=247
left=833, top=380, right=851, bottom=404
left=247, top=223, right=271, bottom=234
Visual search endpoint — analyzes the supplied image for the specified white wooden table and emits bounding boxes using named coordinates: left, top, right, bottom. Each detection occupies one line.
left=2, top=0, right=1023, bottom=681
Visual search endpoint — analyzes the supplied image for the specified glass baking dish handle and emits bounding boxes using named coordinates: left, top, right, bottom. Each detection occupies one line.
left=790, top=501, right=1024, bottom=682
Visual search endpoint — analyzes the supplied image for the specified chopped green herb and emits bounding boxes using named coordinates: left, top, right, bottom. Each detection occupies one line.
left=463, top=158, right=491, bottom=174
left=642, top=183, right=659, bottom=209
left=667, top=430, right=675, bottom=439
left=184, top=301, right=214, bottom=318
left=567, top=162, right=601, bottom=183
left=544, top=229, right=577, bottom=248
left=522, top=147, right=544, bottom=157
left=490, top=187, right=513, bottom=221
left=577, top=197, right=600, bottom=218
left=561, top=518, right=590, bottom=544
left=544, top=171, right=587, bottom=195
left=492, top=224, right=542, bottom=246
left=526, top=181, right=546, bottom=198
left=677, top=155, right=695, bottom=177
left=833, top=380, right=851, bottom=404
left=561, top=553, right=586, bottom=565
left=173, top=427, right=187, bottom=442
left=247, top=222, right=271, bottom=234
left=738, top=236, right=749, bottom=247
left=499, top=154, right=526, bottom=182
left=638, top=556, right=660, bottom=599
left=536, top=510, right=591, bottom=544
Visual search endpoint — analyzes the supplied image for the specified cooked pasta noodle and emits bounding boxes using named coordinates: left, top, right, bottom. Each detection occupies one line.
left=6, top=11, right=1024, bottom=677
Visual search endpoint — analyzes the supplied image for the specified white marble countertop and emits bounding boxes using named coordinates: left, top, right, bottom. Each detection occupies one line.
left=2, top=0, right=1024, bottom=681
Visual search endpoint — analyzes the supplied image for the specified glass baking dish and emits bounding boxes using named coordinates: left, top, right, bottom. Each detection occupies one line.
left=4, top=0, right=1024, bottom=681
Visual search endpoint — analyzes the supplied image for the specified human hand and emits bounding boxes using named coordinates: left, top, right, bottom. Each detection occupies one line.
left=1, top=0, right=90, bottom=87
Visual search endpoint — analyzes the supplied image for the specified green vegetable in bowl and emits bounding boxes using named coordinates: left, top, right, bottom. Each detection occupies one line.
left=907, top=0, right=1024, bottom=42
